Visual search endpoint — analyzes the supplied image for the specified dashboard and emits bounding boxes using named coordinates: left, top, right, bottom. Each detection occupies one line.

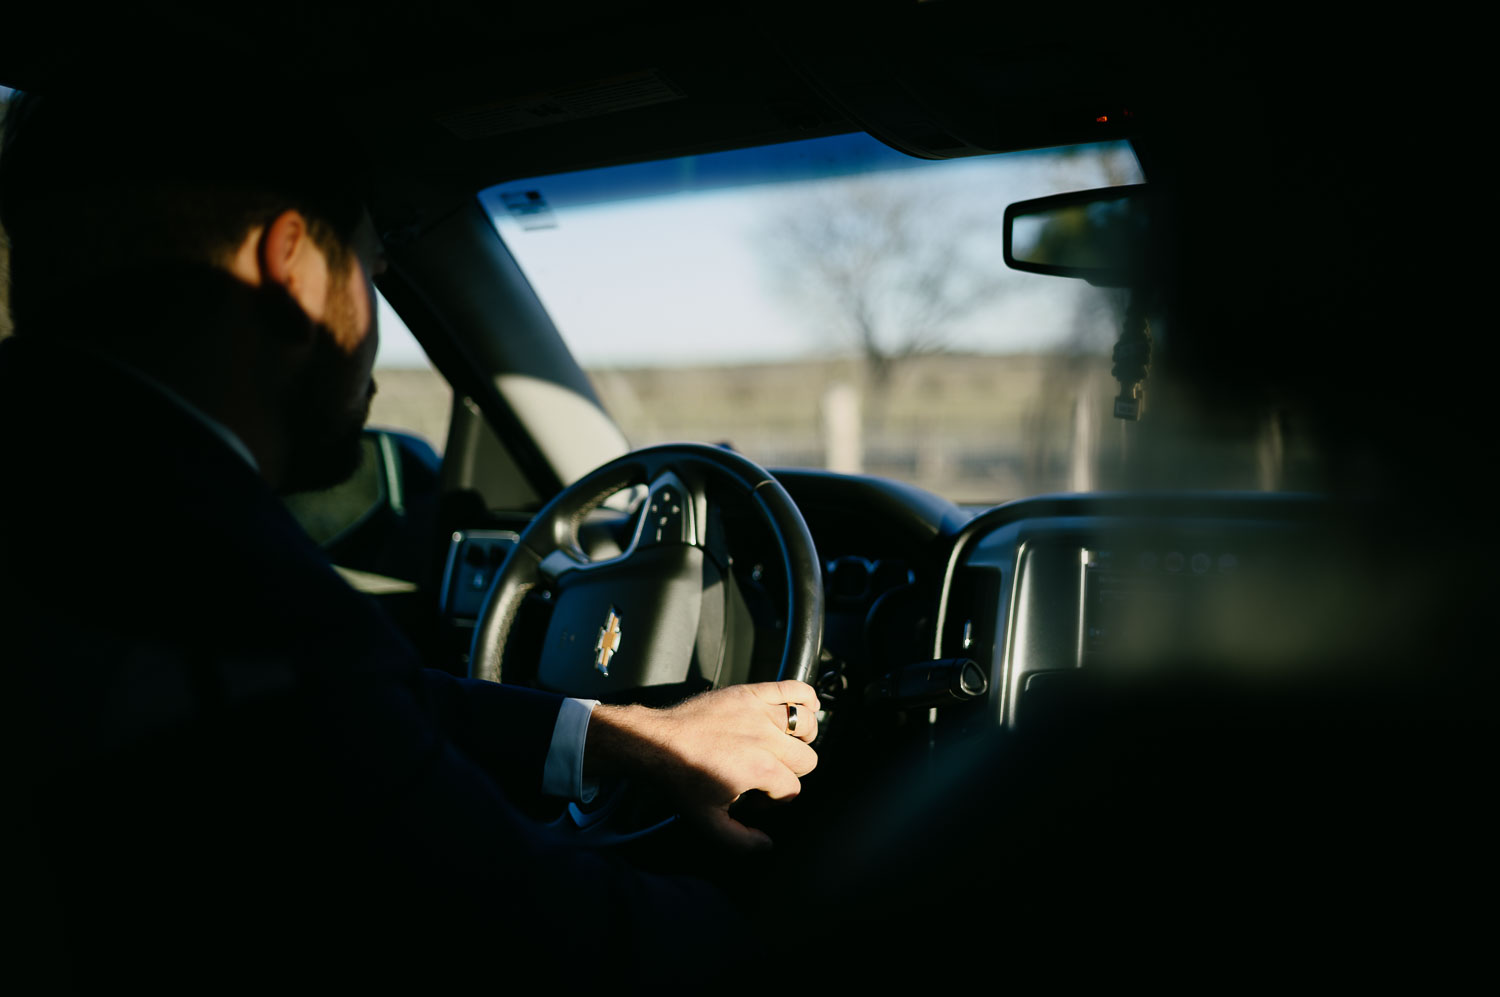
left=435, top=474, right=1396, bottom=739
left=767, top=479, right=1388, bottom=743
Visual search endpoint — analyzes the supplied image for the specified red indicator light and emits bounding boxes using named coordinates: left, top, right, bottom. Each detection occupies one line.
left=1096, top=115, right=1109, bottom=123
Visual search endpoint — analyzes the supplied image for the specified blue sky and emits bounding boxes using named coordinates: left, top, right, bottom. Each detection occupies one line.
left=471, top=137, right=1141, bottom=369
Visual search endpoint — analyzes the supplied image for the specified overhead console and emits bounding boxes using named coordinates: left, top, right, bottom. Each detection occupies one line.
left=933, top=493, right=1390, bottom=731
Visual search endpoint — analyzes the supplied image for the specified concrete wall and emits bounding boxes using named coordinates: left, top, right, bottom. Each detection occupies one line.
left=369, top=353, right=1119, bottom=505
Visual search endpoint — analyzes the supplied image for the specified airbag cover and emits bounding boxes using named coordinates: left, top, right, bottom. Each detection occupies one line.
left=537, top=544, right=705, bottom=697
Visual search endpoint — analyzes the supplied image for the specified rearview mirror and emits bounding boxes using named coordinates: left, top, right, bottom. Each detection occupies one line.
left=1004, top=183, right=1150, bottom=287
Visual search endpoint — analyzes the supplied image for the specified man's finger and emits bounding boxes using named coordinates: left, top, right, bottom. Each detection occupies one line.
left=756, top=761, right=802, bottom=802
left=747, top=679, right=820, bottom=713
left=765, top=733, right=818, bottom=778
left=776, top=701, right=819, bottom=743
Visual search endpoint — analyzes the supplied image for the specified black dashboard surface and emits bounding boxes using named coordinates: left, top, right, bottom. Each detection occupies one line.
left=931, top=492, right=1405, bottom=731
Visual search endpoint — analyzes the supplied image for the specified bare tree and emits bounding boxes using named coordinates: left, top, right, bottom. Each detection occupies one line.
left=760, top=177, right=1003, bottom=391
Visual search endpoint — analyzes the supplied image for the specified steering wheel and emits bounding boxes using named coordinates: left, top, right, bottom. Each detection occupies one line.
left=469, top=444, right=822, bottom=844
left=470, top=442, right=822, bottom=788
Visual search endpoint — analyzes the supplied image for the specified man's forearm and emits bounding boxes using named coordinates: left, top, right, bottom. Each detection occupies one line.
left=583, top=703, right=667, bottom=782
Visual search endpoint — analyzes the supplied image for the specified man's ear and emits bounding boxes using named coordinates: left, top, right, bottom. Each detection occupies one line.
left=258, top=210, right=314, bottom=295
left=240, top=209, right=337, bottom=350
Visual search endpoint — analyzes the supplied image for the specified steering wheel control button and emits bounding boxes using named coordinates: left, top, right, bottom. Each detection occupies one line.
left=651, top=491, right=680, bottom=543
left=633, top=471, right=699, bottom=549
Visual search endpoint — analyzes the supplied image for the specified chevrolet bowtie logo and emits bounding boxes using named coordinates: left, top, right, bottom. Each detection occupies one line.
left=595, top=608, right=623, bottom=676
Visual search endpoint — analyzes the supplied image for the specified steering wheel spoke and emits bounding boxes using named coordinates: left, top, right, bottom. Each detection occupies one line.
left=536, top=547, right=588, bottom=587
left=536, top=470, right=707, bottom=592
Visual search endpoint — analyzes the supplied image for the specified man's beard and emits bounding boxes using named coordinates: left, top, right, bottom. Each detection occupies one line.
left=280, top=380, right=374, bottom=495
left=278, top=320, right=377, bottom=495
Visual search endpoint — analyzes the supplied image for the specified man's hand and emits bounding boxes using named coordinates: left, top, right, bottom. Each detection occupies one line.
left=585, top=681, right=820, bottom=850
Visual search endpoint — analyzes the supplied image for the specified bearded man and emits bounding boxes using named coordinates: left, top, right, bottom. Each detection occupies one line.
left=1, top=89, right=817, bottom=990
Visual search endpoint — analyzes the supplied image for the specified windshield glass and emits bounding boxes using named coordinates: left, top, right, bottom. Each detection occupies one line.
left=482, top=132, right=1143, bottom=504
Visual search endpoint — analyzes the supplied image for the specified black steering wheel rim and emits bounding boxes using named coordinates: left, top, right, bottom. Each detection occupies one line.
left=470, top=443, right=823, bottom=693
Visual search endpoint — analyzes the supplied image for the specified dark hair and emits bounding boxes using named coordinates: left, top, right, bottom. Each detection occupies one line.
left=0, top=88, right=368, bottom=332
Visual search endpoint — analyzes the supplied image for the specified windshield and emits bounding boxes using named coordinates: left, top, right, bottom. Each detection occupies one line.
left=482, top=132, right=1144, bottom=504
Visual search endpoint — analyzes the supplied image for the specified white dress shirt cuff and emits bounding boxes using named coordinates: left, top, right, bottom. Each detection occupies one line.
left=542, top=697, right=600, bottom=803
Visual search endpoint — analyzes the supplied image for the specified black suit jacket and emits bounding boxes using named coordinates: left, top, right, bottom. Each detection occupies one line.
left=2, top=332, right=735, bottom=990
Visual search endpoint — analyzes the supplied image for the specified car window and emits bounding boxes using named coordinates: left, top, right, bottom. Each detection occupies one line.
left=369, top=289, right=451, bottom=454
left=480, top=132, right=1145, bottom=504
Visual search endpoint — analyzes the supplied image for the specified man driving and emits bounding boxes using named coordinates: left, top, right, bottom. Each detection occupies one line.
left=1, top=88, right=817, bottom=989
